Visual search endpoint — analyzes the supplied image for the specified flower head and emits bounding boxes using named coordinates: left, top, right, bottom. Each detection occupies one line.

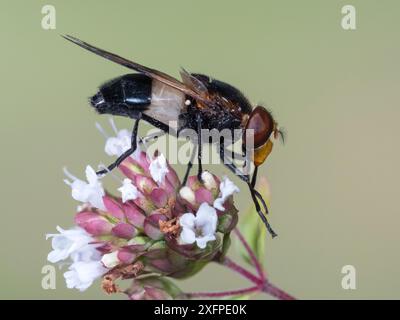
left=179, top=203, right=218, bottom=249
left=48, top=122, right=241, bottom=297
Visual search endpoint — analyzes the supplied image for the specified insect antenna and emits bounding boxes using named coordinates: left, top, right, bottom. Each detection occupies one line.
left=275, top=127, right=287, bottom=144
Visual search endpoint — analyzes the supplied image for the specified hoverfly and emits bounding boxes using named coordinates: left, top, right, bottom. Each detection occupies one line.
left=63, top=35, right=284, bottom=237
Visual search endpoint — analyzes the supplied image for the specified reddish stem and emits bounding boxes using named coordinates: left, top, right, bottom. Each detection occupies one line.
left=221, top=256, right=261, bottom=284
left=233, top=228, right=265, bottom=279
left=191, top=224, right=296, bottom=300
left=262, top=281, right=296, bottom=300
left=186, top=285, right=260, bottom=298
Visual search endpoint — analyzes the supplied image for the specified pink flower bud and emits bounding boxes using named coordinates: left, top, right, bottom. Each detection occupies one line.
left=135, top=175, right=157, bottom=195
left=149, top=188, right=168, bottom=208
left=117, top=249, right=136, bottom=264
left=133, top=196, right=156, bottom=215
left=74, top=211, right=113, bottom=236
left=122, top=203, right=145, bottom=229
left=194, top=187, right=213, bottom=206
left=112, top=223, right=136, bottom=239
left=187, top=175, right=202, bottom=191
left=118, top=157, right=145, bottom=181
left=165, top=164, right=180, bottom=190
left=103, top=196, right=124, bottom=220
left=133, top=151, right=152, bottom=174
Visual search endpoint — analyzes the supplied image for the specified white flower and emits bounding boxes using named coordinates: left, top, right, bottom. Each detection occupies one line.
left=179, top=203, right=218, bottom=249
left=63, top=165, right=106, bottom=210
left=47, top=226, right=108, bottom=291
left=149, top=154, right=169, bottom=184
left=46, top=226, right=95, bottom=263
left=64, top=260, right=107, bottom=291
left=101, top=251, right=120, bottom=268
left=96, top=119, right=142, bottom=159
left=70, top=243, right=102, bottom=263
left=104, top=129, right=131, bottom=157
left=213, top=176, right=240, bottom=211
left=118, top=178, right=140, bottom=203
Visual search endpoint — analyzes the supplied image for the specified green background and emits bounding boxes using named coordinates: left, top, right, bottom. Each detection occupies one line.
left=1, top=0, right=399, bottom=299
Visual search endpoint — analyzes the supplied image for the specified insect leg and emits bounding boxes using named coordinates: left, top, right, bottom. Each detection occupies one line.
left=196, top=113, right=203, bottom=182
left=248, top=182, right=277, bottom=238
left=219, top=146, right=276, bottom=237
left=219, top=146, right=269, bottom=213
left=219, top=145, right=249, bottom=181
left=138, top=130, right=165, bottom=151
left=182, top=144, right=198, bottom=186
left=97, top=115, right=141, bottom=176
left=251, top=166, right=258, bottom=188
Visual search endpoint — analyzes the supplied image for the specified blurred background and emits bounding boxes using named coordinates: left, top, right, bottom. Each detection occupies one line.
left=0, top=0, right=399, bottom=299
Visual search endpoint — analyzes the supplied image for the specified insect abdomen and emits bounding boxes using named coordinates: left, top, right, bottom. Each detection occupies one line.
left=91, top=74, right=185, bottom=129
left=103, top=74, right=151, bottom=106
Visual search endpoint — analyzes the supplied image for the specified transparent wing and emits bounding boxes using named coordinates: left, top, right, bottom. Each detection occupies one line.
left=62, top=35, right=212, bottom=105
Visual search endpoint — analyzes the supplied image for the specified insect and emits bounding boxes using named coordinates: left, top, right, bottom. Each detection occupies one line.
left=62, top=35, right=284, bottom=237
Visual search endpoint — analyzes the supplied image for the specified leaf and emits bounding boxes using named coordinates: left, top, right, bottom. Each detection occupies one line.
left=235, top=177, right=271, bottom=268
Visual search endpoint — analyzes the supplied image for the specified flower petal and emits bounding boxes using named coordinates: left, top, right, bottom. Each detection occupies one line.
left=195, top=234, right=216, bottom=249
left=179, top=213, right=195, bottom=229
left=196, top=203, right=217, bottom=229
left=118, top=178, right=140, bottom=203
left=179, top=227, right=196, bottom=245
left=213, top=176, right=239, bottom=211
left=149, top=154, right=169, bottom=184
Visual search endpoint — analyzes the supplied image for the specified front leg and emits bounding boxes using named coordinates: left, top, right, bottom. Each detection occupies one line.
left=97, top=114, right=141, bottom=176
left=219, top=146, right=277, bottom=237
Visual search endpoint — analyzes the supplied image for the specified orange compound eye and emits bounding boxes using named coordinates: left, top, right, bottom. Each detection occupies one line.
left=243, top=106, right=275, bottom=149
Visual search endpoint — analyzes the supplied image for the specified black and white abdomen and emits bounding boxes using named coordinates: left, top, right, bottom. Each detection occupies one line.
left=90, top=73, right=186, bottom=131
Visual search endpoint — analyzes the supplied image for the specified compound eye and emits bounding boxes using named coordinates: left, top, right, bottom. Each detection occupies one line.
left=244, top=106, right=274, bottom=148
